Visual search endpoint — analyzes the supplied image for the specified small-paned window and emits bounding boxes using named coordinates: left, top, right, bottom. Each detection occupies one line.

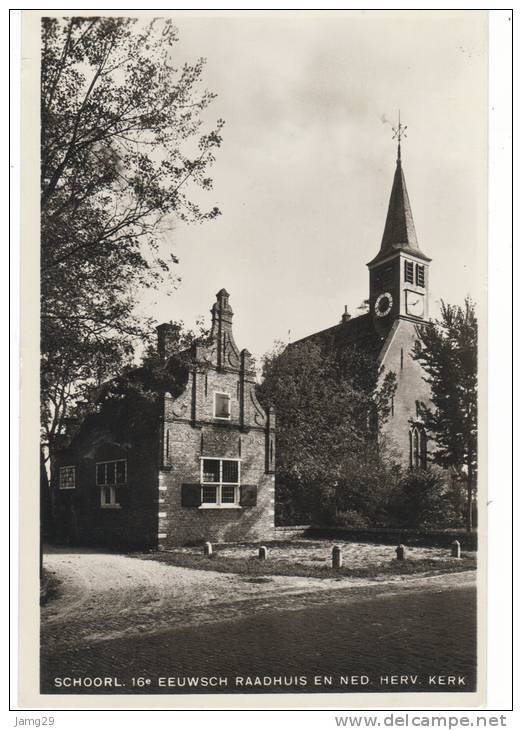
left=59, top=466, right=76, bottom=490
left=416, top=264, right=425, bottom=287
left=200, top=458, right=240, bottom=506
left=405, top=260, right=414, bottom=284
left=214, top=392, right=231, bottom=419
left=96, top=459, right=127, bottom=486
left=96, top=459, right=125, bottom=508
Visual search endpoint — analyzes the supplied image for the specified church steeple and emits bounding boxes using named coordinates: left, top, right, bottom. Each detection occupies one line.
left=368, top=118, right=429, bottom=267
left=367, top=116, right=431, bottom=330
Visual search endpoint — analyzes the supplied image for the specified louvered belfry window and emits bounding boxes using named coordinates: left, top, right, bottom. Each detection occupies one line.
left=405, top=260, right=414, bottom=284
left=416, top=264, right=425, bottom=287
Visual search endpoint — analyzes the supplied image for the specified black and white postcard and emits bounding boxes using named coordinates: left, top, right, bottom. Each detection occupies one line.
left=16, top=9, right=505, bottom=709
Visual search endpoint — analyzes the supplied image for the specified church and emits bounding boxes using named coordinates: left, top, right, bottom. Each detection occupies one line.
left=292, top=130, right=432, bottom=469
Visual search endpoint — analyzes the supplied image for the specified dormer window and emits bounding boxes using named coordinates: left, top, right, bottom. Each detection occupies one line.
left=404, top=260, right=414, bottom=284
left=214, top=392, right=231, bottom=420
left=416, top=264, right=425, bottom=287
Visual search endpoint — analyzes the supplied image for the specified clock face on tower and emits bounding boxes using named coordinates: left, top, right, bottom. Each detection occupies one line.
left=405, top=290, right=425, bottom=318
left=375, top=292, right=393, bottom=318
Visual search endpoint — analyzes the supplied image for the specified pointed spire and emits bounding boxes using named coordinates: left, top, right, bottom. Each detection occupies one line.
left=368, top=115, right=430, bottom=266
left=381, top=157, right=419, bottom=251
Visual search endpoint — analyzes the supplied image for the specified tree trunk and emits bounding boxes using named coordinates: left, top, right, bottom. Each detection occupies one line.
left=466, top=460, right=474, bottom=533
left=40, top=447, right=52, bottom=576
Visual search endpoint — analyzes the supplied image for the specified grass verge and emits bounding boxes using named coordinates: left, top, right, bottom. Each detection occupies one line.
left=133, top=550, right=476, bottom=580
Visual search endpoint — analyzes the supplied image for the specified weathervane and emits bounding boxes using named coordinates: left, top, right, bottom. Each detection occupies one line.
left=392, top=110, right=407, bottom=161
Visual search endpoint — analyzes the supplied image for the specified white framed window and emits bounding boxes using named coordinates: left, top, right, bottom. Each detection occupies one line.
left=416, top=264, right=425, bottom=287
left=59, top=466, right=76, bottom=490
left=96, top=459, right=126, bottom=509
left=100, top=485, right=120, bottom=508
left=213, top=392, right=231, bottom=420
left=200, top=457, right=240, bottom=507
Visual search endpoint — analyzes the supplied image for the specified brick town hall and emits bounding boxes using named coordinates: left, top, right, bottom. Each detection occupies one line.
left=52, top=126, right=433, bottom=549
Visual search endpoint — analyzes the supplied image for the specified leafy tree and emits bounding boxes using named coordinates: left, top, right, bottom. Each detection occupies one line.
left=41, top=16, right=224, bottom=458
left=257, top=339, right=397, bottom=525
left=390, top=469, right=459, bottom=529
left=66, top=320, right=212, bottom=445
left=79, top=323, right=210, bottom=440
left=412, top=298, right=478, bottom=531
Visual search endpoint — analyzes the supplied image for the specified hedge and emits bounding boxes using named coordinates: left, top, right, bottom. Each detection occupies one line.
left=304, top=526, right=478, bottom=551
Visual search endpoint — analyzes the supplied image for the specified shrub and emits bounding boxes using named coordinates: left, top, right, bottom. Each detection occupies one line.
left=392, top=469, right=460, bottom=528
left=333, top=509, right=369, bottom=529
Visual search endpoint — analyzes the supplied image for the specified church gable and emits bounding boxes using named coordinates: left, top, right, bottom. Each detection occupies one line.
left=378, top=318, right=432, bottom=467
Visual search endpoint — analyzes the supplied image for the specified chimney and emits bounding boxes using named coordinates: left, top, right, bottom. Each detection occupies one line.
left=341, top=305, right=351, bottom=324
left=156, top=322, right=181, bottom=361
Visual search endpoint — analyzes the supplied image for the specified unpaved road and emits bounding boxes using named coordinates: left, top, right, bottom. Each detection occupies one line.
left=42, top=547, right=476, bottom=651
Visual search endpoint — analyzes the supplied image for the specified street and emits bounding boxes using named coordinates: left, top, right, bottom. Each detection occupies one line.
left=40, top=549, right=476, bottom=695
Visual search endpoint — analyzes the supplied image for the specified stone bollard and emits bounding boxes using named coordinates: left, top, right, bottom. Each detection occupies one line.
left=451, top=540, right=461, bottom=559
left=332, top=545, right=343, bottom=569
left=396, top=544, right=406, bottom=561
left=204, top=541, right=213, bottom=557
left=258, top=546, right=268, bottom=560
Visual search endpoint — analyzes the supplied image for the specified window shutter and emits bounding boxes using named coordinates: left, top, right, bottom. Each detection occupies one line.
left=240, top=484, right=257, bottom=507
left=181, top=484, right=202, bottom=507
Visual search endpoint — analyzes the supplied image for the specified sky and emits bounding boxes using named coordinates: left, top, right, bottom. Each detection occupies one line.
left=138, top=11, right=488, bottom=363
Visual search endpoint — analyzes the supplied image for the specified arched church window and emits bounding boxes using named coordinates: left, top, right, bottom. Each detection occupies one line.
left=409, top=425, right=428, bottom=470
left=420, top=429, right=428, bottom=470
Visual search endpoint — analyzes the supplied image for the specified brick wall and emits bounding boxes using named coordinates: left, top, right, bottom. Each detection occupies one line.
left=157, top=369, right=275, bottom=547
left=52, top=432, right=160, bottom=551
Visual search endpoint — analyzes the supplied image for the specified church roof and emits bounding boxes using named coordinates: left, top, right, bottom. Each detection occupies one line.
left=291, top=312, right=384, bottom=359
left=368, top=151, right=431, bottom=267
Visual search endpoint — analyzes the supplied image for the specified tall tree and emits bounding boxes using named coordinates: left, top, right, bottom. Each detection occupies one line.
left=412, top=298, right=478, bottom=531
left=41, top=16, right=224, bottom=457
left=257, top=340, right=397, bottom=525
